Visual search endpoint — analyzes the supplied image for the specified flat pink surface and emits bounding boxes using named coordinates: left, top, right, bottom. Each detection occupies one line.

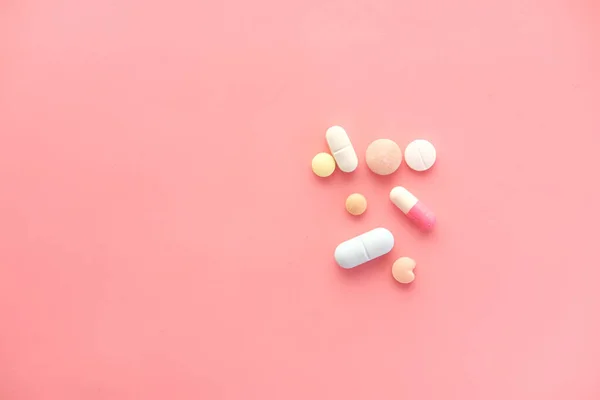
left=1, top=1, right=600, bottom=399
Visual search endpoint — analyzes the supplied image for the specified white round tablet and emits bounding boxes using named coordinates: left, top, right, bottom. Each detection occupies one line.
left=404, top=139, right=436, bottom=171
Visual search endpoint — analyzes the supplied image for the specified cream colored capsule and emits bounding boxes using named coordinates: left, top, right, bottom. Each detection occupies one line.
left=390, top=186, right=436, bottom=231
left=326, top=126, right=358, bottom=173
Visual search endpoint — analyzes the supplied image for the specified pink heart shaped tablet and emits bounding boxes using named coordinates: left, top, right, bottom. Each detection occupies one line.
left=392, top=257, right=416, bottom=284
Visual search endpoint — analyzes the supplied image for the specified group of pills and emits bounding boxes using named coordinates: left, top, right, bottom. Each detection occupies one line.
left=311, top=126, right=437, bottom=285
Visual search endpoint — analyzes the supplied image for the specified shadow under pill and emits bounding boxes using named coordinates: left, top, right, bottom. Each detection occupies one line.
left=334, top=255, right=391, bottom=282
left=394, top=279, right=418, bottom=292
left=367, top=171, right=402, bottom=185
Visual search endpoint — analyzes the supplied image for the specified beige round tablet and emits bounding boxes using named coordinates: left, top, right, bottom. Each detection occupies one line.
left=345, top=193, right=367, bottom=216
left=311, top=152, right=336, bottom=177
left=365, top=139, right=402, bottom=175
left=392, top=257, right=416, bottom=284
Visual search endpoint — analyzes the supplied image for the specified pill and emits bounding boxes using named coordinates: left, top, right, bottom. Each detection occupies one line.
left=325, top=126, right=358, bottom=173
left=392, top=257, right=416, bottom=284
left=389, top=186, right=436, bottom=231
left=335, top=228, right=394, bottom=269
left=365, top=139, right=402, bottom=175
left=311, top=152, right=336, bottom=177
left=404, top=139, right=436, bottom=172
left=345, top=193, right=367, bottom=216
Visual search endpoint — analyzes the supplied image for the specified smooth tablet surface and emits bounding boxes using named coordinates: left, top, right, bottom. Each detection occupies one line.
left=335, top=228, right=394, bottom=269
left=365, top=139, right=402, bottom=175
left=404, top=139, right=436, bottom=171
left=392, top=257, right=416, bottom=284
left=325, top=126, right=358, bottom=173
left=311, top=152, right=336, bottom=177
left=345, top=193, right=367, bottom=216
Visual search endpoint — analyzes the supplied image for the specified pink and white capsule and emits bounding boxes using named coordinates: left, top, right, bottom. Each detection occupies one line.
left=389, top=186, right=436, bottom=231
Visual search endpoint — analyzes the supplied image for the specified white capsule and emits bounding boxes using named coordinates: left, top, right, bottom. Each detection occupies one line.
left=326, top=126, right=358, bottom=173
left=334, top=228, right=394, bottom=269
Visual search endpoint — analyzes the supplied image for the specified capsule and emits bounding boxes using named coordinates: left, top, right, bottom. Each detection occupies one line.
left=326, top=126, right=358, bottom=173
left=389, top=187, right=436, bottom=231
left=334, top=228, right=394, bottom=269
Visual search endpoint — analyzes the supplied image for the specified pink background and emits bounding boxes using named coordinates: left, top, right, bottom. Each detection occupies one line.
left=1, top=0, right=600, bottom=399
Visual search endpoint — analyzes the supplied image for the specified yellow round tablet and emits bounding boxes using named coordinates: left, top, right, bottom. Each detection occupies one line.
left=311, top=153, right=336, bottom=177
left=345, top=193, right=367, bottom=216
